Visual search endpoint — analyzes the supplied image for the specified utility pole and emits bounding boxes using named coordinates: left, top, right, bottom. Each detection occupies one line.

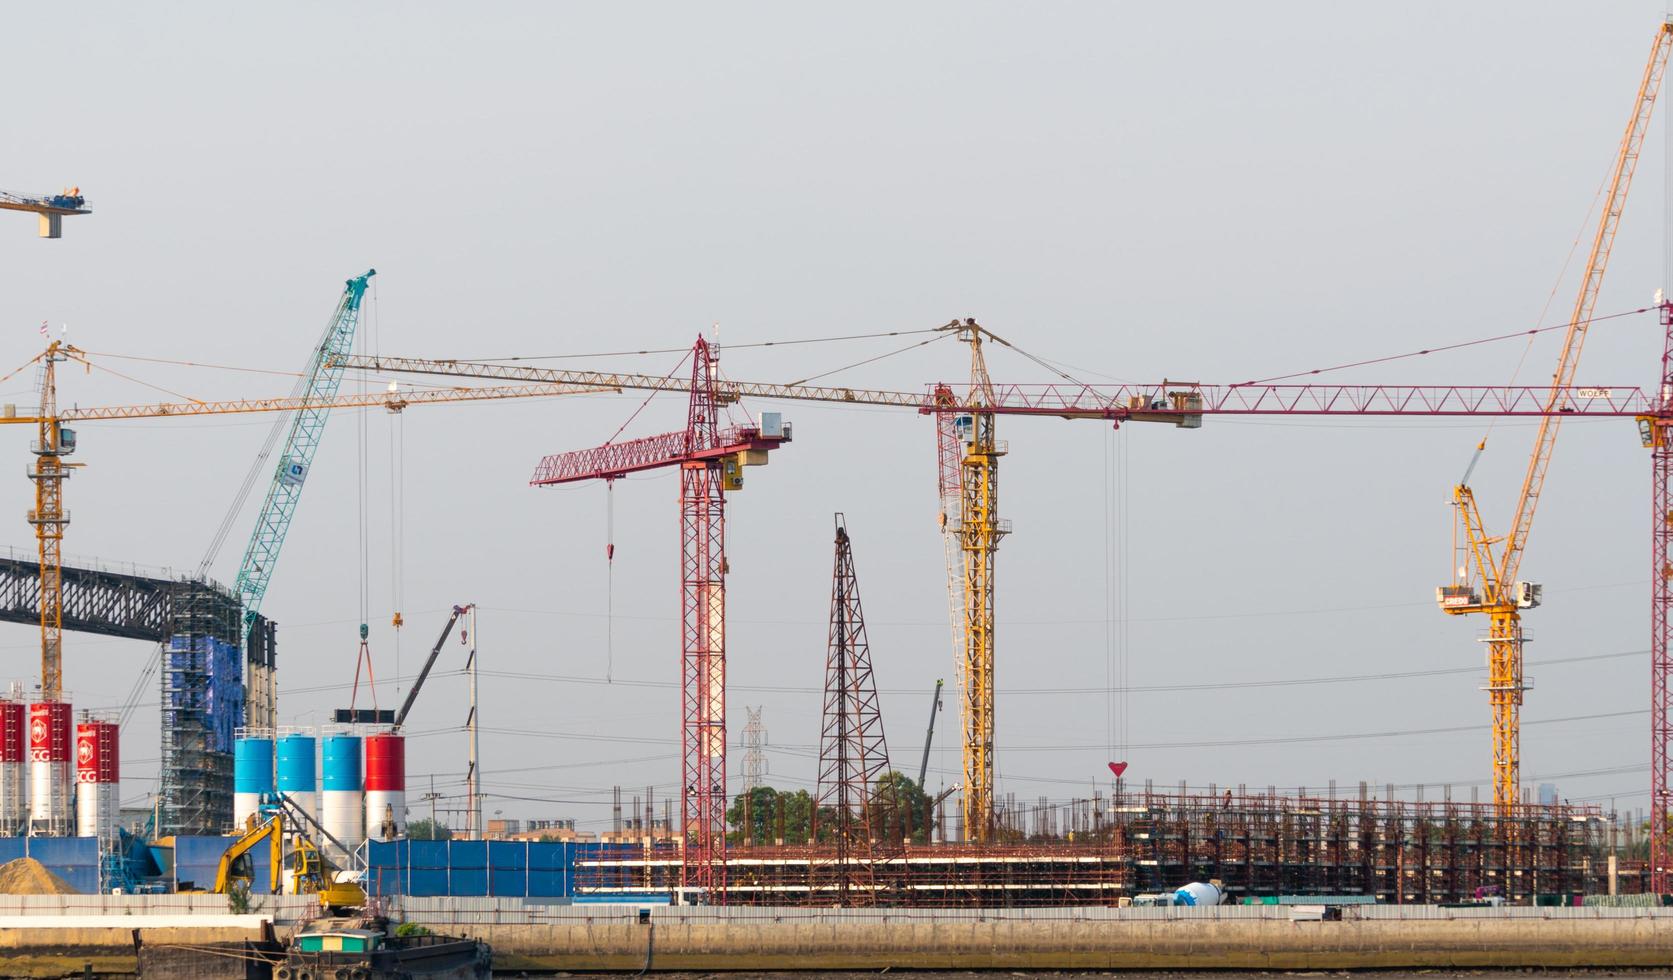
left=420, top=775, right=441, bottom=834
left=463, top=604, right=481, bottom=840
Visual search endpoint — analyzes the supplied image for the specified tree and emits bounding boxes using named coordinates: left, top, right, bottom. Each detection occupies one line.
left=869, top=771, right=932, bottom=844
left=407, top=818, right=452, bottom=841
left=727, top=786, right=820, bottom=844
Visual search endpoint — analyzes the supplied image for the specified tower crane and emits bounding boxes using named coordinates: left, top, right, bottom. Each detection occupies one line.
left=230, top=269, right=374, bottom=730
left=336, top=347, right=1643, bottom=863
left=524, top=336, right=792, bottom=900
left=0, top=337, right=607, bottom=703
left=949, top=321, right=1006, bottom=840
left=1438, top=19, right=1673, bottom=812
left=0, top=186, right=89, bottom=238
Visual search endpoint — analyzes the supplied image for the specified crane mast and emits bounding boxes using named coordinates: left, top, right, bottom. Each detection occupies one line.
left=1442, top=21, right=1673, bottom=812
left=955, top=322, right=1006, bottom=841
left=28, top=343, right=75, bottom=701
left=1643, top=299, right=1673, bottom=895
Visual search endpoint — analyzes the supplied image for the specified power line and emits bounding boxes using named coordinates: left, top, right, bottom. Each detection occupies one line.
left=465, top=648, right=1643, bottom=699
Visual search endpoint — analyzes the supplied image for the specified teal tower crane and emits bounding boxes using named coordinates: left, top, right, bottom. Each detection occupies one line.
left=235, top=269, right=375, bottom=728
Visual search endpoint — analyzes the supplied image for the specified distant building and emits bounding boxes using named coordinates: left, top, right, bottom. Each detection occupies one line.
left=1538, top=783, right=1559, bottom=806
left=598, top=817, right=676, bottom=844
left=486, top=817, right=598, bottom=842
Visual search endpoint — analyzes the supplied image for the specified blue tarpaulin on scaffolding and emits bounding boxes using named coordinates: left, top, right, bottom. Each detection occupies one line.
left=0, top=836, right=100, bottom=893
left=165, top=635, right=243, bottom=754
left=364, top=840, right=642, bottom=898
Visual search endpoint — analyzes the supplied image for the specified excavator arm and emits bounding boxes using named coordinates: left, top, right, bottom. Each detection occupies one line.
left=213, top=814, right=284, bottom=895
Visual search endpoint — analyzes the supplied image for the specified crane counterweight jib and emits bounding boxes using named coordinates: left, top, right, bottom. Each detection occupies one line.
left=531, top=425, right=790, bottom=485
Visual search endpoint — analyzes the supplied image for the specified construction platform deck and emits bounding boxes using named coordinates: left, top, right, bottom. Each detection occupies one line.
left=576, top=787, right=1644, bottom=906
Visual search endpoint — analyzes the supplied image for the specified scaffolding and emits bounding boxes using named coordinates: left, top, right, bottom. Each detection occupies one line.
left=157, top=579, right=261, bottom=837
left=0, top=553, right=276, bottom=836
left=575, top=785, right=1638, bottom=906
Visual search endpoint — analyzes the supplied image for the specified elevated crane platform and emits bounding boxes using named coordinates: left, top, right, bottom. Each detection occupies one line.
left=0, top=187, right=89, bottom=238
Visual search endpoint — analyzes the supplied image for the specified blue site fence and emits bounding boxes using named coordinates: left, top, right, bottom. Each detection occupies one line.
left=0, top=836, right=98, bottom=893
left=365, top=840, right=643, bottom=898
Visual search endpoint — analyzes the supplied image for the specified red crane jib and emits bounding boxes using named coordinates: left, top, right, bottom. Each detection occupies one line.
left=531, top=425, right=784, bottom=485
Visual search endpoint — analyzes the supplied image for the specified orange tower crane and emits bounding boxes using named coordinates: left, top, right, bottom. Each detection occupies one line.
left=0, top=338, right=608, bottom=700
left=1438, top=19, right=1673, bottom=811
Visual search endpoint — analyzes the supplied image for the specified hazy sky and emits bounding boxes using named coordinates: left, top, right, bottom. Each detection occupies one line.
left=2, top=2, right=1668, bottom=831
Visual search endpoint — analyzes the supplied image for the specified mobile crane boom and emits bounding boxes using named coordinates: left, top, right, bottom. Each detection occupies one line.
left=391, top=604, right=473, bottom=732
left=917, top=678, right=943, bottom=789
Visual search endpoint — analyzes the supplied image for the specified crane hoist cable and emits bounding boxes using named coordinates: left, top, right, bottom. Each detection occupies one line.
left=355, top=282, right=379, bottom=708
left=1472, top=146, right=1619, bottom=459
left=349, top=622, right=380, bottom=712
left=606, top=478, right=615, bottom=684
left=571, top=348, right=693, bottom=687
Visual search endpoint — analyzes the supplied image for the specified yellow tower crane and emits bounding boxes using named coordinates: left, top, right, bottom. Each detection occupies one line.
left=1437, top=19, right=1673, bottom=810
left=0, top=339, right=608, bottom=699
left=950, top=322, right=1008, bottom=841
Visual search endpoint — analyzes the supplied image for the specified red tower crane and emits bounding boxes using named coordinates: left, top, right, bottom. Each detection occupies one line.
left=527, top=336, right=790, bottom=899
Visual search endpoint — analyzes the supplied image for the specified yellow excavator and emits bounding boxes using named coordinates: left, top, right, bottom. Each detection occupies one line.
left=212, top=800, right=366, bottom=910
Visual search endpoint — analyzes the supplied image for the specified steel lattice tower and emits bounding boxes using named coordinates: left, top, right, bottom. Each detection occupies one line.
left=814, top=515, right=893, bottom=904
left=742, top=707, right=766, bottom=792
left=679, top=342, right=729, bottom=897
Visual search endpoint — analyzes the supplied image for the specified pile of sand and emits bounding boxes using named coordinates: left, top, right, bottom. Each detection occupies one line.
left=0, top=857, right=77, bottom=894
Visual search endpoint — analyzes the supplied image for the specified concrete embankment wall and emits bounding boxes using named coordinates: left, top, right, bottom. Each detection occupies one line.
left=394, top=902, right=1673, bottom=972
left=0, top=919, right=271, bottom=979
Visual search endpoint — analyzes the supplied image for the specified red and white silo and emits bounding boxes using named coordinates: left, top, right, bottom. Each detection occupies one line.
left=75, top=719, right=118, bottom=843
left=364, top=733, right=406, bottom=839
left=0, top=698, right=26, bottom=835
left=28, top=702, right=72, bottom=836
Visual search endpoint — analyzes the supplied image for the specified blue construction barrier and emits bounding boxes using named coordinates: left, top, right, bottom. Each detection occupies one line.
left=0, top=836, right=100, bottom=893
left=364, top=840, right=642, bottom=898
left=172, top=835, right=275, bottom=893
